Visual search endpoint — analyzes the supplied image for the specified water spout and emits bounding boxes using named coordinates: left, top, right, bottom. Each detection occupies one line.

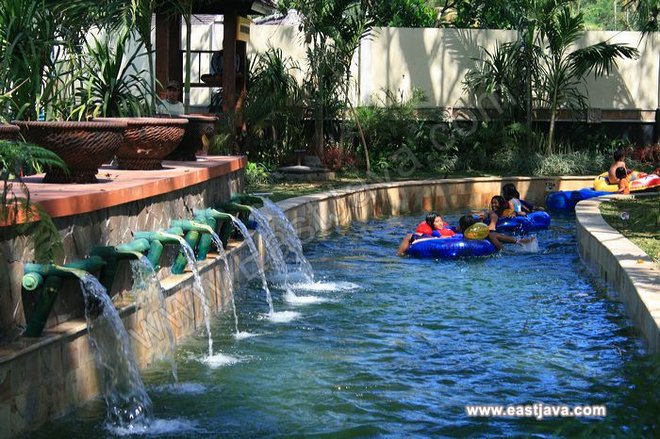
left=134, top=228, right=185, bottom=269
left=194, top=208, right=234, bottom=254
left=169, top=220, right=215, bottom=274
left=22, top=256, right=106, bottom=337
left=91, top=239, right=151, bottom=291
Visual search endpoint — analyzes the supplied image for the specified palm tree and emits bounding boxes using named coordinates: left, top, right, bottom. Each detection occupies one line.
left=295, top=0, right=373, bottom=161
left=536, top=0, right=638, bottom=153
left=464, top=0, right=639, bottom=154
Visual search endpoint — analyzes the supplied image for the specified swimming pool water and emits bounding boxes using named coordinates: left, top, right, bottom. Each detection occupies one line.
left=29, top=214, right=657, bottom=437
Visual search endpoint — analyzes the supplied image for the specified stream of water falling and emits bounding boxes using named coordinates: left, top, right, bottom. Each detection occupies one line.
left=246, top=207, right=289, bottom=278
left=207, top=231, right=240, bottom=336
left=78, top=273, right=153, bottom=430
left=260, top=198, right=314, bottom=281
left=228, top=215, right=274, bottom=314
left=160, top=232, right=213, bottom=357
left=130, top=256, right=178, bottom=382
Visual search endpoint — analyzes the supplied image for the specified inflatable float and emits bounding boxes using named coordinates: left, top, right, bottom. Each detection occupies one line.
left=593, top=171, right=660, bottom=192
left=495, top=211, right=551, bottom=234
left=407, top=234, right=497, bottom=259
left=545, top=188, right=610, bottom=213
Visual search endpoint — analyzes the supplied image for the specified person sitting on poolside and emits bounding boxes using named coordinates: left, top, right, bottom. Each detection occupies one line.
left=397, top=212, right=455, bottom=255
left=608, top=149, right=628, bottom=184
left=459, top=214, right=536, bottom=251
left=616, top=166, right=630, bottom=194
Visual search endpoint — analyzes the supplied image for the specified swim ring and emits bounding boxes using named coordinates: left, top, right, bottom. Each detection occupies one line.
left=545, top=188, right=610, bottom=213
left=593, top=171, right=660, bottom=192
left=495, top=211, right=551, bottom=233
left=407, top=234, right=497, bottom=259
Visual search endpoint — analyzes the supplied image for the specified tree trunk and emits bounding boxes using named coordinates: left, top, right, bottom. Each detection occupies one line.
left=350, top=104, right=370, bottom=173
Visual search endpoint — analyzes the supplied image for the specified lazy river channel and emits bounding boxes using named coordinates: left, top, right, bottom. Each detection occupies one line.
left=29, top=214, right=656, bottom=437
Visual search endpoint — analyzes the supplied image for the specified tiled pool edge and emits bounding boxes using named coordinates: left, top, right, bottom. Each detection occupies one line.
left=575, top=196, right=660, bottom=353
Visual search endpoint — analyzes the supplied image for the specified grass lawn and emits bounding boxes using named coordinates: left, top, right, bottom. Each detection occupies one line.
left=599, top=195, right=660, bottom=264
left=246, top=170, right=491, bottom=202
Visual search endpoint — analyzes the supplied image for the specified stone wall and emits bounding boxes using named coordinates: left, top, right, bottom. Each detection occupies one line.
left=0, top=168, right=244, bottom=341
left=576, top=195, right=660, bottom=353
left=277, top=176, right=593, bottom=240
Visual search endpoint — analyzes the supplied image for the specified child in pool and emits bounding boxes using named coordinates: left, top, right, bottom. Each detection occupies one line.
left=502, top=183, right=528, bottom=215
left=397, top=212, right=455, bottom=255
left=608, top=149, right=628, bottom=184
left=501, top=183, right=544, bottom=213
left=483, top=195, right=514, bottom=231
left=459, top=214, right=536, bottom=251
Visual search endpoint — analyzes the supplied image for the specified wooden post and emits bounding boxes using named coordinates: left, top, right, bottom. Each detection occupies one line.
left=222, top=11, right=237, bottom=114
left=155, top=14, right=182, bottom=95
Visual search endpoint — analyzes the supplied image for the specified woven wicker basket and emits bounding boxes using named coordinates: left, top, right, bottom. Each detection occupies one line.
left=164, top=114, right=217, bottom=161
left=12, top=120, right=127, bottom=183
left=0, top=124, right=20, bottom=141
left=96, top=117, right=188, bottom=170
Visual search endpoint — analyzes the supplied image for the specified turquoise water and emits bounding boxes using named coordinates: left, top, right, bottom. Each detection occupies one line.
left=29, top=214, right=657, bottom=437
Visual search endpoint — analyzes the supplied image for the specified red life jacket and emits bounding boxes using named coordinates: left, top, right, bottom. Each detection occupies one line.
left=415, top=222, right=456, bottom=237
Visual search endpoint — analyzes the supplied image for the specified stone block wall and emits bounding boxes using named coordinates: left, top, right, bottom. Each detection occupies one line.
left=0, top=169, right=243, bottom=341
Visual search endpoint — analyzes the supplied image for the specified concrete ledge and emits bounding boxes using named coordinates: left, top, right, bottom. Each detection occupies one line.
left=576, top=195, right=660, bottom=353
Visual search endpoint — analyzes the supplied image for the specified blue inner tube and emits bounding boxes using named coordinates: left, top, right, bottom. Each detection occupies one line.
left=496, top=211, right=551, bottom=233
left=545, top=188, right=610, bottom=213
left=408, top=234, right=497, bottom=259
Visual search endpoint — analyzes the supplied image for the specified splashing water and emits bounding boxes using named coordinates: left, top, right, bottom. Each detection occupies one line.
left=260, top=198, right=314, bottom=281
left=79, top=273, right=153, bottom=430
left=249, top=203, right=315, bottom=306
left=131, top=256, right=178, bottom=382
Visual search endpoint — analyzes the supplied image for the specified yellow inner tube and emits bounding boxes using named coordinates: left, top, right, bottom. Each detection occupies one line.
left=592, top=170, right=660, bottom=192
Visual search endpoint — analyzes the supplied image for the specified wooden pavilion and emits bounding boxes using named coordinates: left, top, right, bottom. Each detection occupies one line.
left=154, top=1, right=278, bottom=114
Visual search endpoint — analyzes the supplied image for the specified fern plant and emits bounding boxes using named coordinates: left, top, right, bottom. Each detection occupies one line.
left=0, top=140, right=66, bottom=262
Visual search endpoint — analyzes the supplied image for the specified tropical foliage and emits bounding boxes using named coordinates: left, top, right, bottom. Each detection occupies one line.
left=0, top=139, right=66, bottom=262
left=463, top=0, right=638, bottom=156
left=243, top=48, right=305, bottom=165
left=286, top=0, right=374, bottom=160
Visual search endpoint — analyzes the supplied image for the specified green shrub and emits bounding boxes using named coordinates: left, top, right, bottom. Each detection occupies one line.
left=532, top=151, right=610, bottom=175
left=244, top=161, right=272, bottom=187
left=243, top=48, right=304, bottom=165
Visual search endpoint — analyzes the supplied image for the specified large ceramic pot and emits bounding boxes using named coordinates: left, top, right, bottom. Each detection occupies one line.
left=0, top=124, right=20, bottom=141
left=164, top=114, right=217, bottom=161
left=12, top=120, right=127, bottom=183
left=95, top=117, right=188, bottom=170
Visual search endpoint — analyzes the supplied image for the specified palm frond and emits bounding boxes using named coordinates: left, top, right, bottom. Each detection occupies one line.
left=568, top=42, right=639, bottom=78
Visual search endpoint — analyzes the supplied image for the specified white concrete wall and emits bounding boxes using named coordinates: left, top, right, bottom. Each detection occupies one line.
left=245, top=25, right=660, bottom=111
left=149, top=19, right=660, bottom=112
